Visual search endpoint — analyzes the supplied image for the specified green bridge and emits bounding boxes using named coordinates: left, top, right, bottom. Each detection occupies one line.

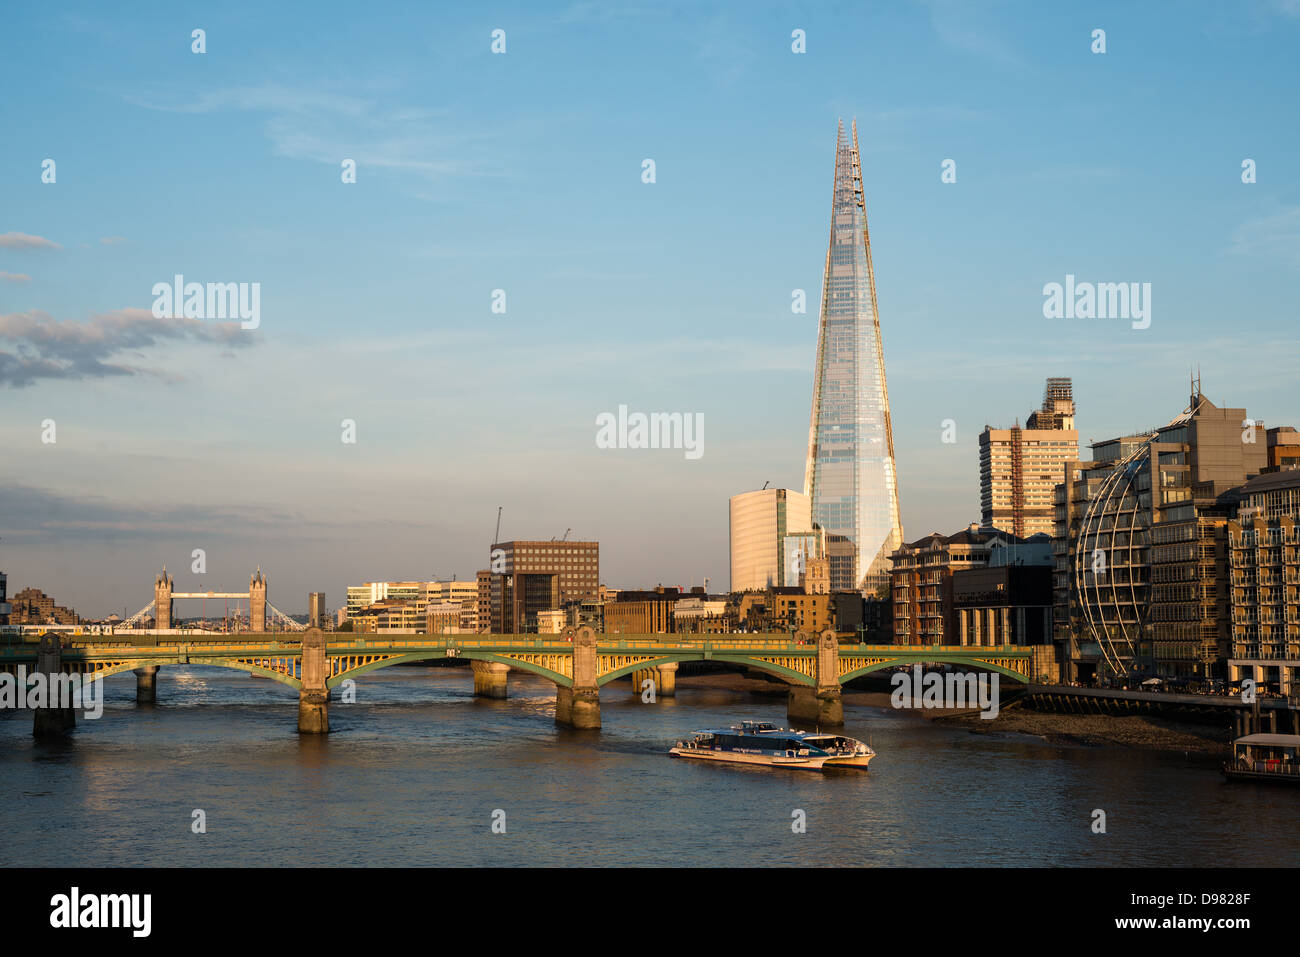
left=3, top=628, right=1035, bottom=734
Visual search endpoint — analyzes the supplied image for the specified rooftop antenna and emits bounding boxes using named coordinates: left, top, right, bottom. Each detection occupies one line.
left=493, top=506, right=502, bottom=547
left=761, top=480, right=769, bottom=490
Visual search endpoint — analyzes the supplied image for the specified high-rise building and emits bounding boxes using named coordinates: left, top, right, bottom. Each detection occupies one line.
left=308, top=592, right=326, bottom=628
left=803, top=120, right=904, bottom=596
left=729, top=488, right=812, bottom=591
left=486, top=540, right=599, bottom=632
left=980, top=378, right=1079, bottom=538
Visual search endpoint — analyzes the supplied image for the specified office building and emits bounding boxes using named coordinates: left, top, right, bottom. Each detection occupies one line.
left=604, top=587, right=679, bottom=635
left=803, top=120, right=904, bottom=595
left=346, top=581, right=421, bottom=621
left=308, top=592, right=326, bottom=629
left=1053, top=387, right=1268, bottom=683
left=729, top=488, right=812, bottom=591
left=486, top=540, right=599, bottom=632
left=1266, top=426, right=1300, bottom=472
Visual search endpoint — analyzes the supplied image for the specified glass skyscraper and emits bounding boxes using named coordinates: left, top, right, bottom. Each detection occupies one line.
left=803, top=120, right=904, bottom=595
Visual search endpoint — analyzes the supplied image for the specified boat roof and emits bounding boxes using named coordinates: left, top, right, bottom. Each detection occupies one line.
left=691, top=726, right=838, bottom=739
left=1234, top=733, right=1300, bottom=746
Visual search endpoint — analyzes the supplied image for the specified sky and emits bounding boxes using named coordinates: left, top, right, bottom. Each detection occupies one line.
left=2, top=1, right=1299, bottom=618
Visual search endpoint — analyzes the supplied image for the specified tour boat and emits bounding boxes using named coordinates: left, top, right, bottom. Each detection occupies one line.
left=669, top=720, right=875, bottom=771
left=1222, top=733, right=1300, bottom=784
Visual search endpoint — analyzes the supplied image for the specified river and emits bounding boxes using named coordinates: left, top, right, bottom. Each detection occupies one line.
left=2, top=665, right=1296, bottom=867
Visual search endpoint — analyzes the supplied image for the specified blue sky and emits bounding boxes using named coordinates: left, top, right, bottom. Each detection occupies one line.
left=3, top=1, right=1299, bottom=616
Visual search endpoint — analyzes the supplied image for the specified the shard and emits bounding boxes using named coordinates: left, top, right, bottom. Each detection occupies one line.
left=803, top=119, right=904, bottom=595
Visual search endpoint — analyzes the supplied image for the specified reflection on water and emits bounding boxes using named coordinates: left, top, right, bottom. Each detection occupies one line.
left=1, top=665, right=1297, bottom=867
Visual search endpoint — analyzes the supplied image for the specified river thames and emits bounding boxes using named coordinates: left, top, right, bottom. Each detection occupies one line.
left=2, top=665, right=1296, bottom=867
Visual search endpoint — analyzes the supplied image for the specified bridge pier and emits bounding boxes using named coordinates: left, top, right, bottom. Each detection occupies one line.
left=555, top=686, right=601, bottom=729
left=471, top=660, right=510, bottom=699
left=134, top=665, right=160, bottom=704
left=556, top=626, right=600, bottom=729
left=630, top=661, right=677, bottom=699
left=786, top=632, right=844, bottom=727
left=32, top=634, right=76, bottom=739
left=787, top=686, right=843, bottom=728
left=297, top=627, right=330, bottom=734
left=655, top=661, right=677, bottom=697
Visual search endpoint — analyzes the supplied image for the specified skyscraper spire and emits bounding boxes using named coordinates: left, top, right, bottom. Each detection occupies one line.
left=804, top=119, right=904, bottom=595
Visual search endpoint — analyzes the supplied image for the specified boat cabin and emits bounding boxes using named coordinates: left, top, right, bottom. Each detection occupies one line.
left=1229, top=733, right=1300, bottom=775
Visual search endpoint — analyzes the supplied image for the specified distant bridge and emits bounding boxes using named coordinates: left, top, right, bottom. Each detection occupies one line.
left=3, top=628, right=1036, bottom=735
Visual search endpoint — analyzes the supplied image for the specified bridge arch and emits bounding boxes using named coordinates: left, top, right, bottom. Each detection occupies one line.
left=324, top=650, right=573, bottom=690
left=61, top=658, right=304, bottom=690
left=839, top=656, right=1031, bottom=685
left=596, top=654, right=692, bottom=687
left=593, top=652, right=814, bottom=688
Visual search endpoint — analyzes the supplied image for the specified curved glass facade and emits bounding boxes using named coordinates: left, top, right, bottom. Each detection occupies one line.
left=803, top=120, right=904, bottom=595
left=1072, top=440, right=1152, bottom=677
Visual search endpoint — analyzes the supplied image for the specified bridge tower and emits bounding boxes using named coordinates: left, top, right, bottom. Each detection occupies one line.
left=787, top=630, right=844, bottom=727
left=249, top=567, right=267, bottom=632
left=154, top=567, right=173, bottom=630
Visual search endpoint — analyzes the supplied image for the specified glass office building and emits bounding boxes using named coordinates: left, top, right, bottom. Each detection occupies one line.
left=803, top=120, right=904, bottom=595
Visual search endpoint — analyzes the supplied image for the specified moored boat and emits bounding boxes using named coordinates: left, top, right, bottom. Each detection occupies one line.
left=669, top=720, right=875, bottom=772
left=1222, top=732, right=1300, bottom=784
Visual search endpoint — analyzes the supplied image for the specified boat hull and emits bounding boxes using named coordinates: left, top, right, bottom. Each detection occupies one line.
left=822, top=753, right=874, bottom=770
left=1221, top=765, right=1300, bottom=785
left=669, top=747, right=827, bottom=771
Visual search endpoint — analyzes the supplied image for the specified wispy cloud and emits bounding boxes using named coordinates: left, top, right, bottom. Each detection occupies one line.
left=99, top=236, right=127, bottom=245
left=916, top=0, right=1024, bottom=67
left=0, top=272, right=32, bottom=283
left=125, top=83, right=502, bottom=186
left=1227, top=206, right=1300, bottom=265
left=0, top=484, right=316, bottom=544
left=0, top=308, right=251, bottom=388
left=0, top=232, right=61, bottom=251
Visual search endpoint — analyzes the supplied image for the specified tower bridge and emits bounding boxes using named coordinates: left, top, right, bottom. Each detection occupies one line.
left=121, top=566, right=302, bottom=631
left=2, top=628, right=1037, bottom=737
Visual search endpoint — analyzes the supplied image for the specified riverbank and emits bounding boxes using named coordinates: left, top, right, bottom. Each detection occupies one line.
left=935, top=707, right=1233, bottom=755
left=673, top=673, right=1233, bottom=755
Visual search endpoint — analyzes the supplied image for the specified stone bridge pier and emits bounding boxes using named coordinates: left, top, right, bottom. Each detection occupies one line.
left=298, top=628, right=329, bottom=734
left=471, top=660, right=510, bottom=699
left=555, top=627, right=600, bottom=729
left=630, top=661, right=677, bottom=699
left=787, top=632, right=844, bottom=728
left=33, top=634, right=76, bottom=739
left=133, top=665, right=160, bottom=704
